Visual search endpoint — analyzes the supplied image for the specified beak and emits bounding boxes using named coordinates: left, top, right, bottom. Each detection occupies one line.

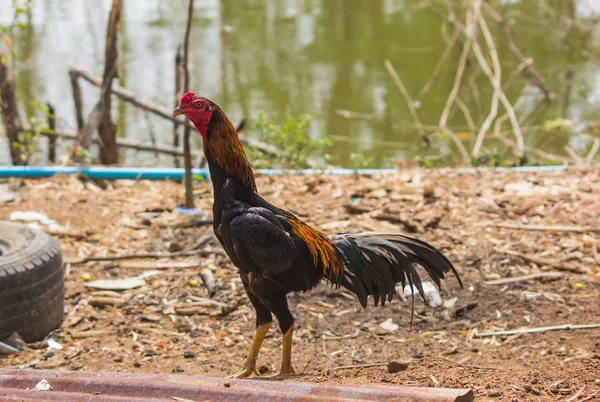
left=172, top=106, right=184, bottom=117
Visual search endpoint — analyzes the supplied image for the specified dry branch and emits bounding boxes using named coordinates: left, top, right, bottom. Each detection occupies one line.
left=29, top=127, right=203, bottom=157
left=46, top=103, right=56, bottom=163
left=384, top=59, right=424, bottom=137
left=0, top=60, right=23, bottom=165
left=182, top=0, right=195, bottom=209
left=97, top=0, right=122, bottom=165
left=484, top=272, right=564, bottom=286
left=69, top=67, right=281, bottom=157
left=476, top=324, right=600, bottom=337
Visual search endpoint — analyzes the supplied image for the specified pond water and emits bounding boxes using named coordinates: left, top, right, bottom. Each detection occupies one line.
left=0, top=0, right=598, bottom=167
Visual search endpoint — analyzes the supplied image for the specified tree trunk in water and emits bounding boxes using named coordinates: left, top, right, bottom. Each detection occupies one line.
left=0, top=61, right=23, bottom=165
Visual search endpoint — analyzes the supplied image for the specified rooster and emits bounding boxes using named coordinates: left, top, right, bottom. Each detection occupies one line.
left=173, top=92, right=462, bottom=378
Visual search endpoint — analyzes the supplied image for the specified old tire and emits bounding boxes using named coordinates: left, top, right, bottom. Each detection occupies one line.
left=0, top=222, right=64, bottom=342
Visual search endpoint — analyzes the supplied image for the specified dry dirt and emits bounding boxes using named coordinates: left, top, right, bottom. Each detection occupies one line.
left=1, top=168, right=599, bottom=401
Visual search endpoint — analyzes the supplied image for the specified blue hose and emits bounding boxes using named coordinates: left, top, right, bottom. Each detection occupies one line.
left=0, top=165, right=567, bottom=180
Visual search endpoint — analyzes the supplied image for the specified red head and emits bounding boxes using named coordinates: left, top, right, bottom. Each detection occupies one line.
left=172, top=91, right=214, bottom=140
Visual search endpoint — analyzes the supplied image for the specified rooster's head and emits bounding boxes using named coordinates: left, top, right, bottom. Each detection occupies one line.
left=172, top=91, right=214, bottom=140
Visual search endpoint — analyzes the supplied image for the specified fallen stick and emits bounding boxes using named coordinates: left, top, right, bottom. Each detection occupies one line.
left=490, top=223, right=600, bottom=233
left=498, top=249, right=588, bottom=274
left=66, top=248, right=211, bottom=265
left=199, top=268, right=216, bottom=297
left=476, top=323, right=600, bottom=337
left=484, top=272, right=564, bottom=286
left=331, top=362, right=388, bottom=370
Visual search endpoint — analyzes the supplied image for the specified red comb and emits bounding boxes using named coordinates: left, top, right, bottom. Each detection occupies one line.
left=180, top=91, right=195, bottom=106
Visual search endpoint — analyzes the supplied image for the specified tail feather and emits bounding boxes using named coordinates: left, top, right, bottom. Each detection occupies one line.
left=330, top=232, right=461, bottom=309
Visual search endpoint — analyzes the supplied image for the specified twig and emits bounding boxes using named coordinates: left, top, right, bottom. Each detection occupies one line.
left=498, top=249, right=588, bottom=274
left=418, top=28, right=460, bottom=99
left=66, top=249, right=210, bottom=265
left=484, top=272, right=564, bottom=286
left=384, top=59, right=424, bottom=137
left=484, top=3, right=554, bottom=100
left=454, top=97, right=476, bottom=134
left=489, top=223, right=600, bottom=233
left=476, top=323, right=600, bottom=337
left=438, top=4, right=476, bottom=129
left=585, top=137, right=600, bottom=163
left=425, top=356, right=500, bottom=370
left=331, top=362, right=387, bottom=370
left=182, top=0, right=195, bottom=209
left=471, top=9, right=524, bottom=157
left=46, top=103, right=56, bottom=163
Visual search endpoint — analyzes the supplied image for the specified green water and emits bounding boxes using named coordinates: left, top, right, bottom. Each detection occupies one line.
left=0, top=0, right=598, bottom=167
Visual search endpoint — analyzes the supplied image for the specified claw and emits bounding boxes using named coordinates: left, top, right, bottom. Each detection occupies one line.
left=273, top=364, right=296, bottom=377
left=229, top=366, right=260, bottom=379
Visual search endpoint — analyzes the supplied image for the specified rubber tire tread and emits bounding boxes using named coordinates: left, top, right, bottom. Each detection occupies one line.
left=0, top=222, right=64, bottom=342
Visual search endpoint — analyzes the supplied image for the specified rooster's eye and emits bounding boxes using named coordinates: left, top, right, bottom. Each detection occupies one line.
left=195, top=102, right=203, bottom=109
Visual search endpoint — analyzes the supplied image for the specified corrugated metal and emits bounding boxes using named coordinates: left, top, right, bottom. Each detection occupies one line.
left=0, top=369, right=474, bottom=401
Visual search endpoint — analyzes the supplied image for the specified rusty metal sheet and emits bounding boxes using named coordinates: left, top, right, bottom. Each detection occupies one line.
left=0, top=369, right=474, bottom=402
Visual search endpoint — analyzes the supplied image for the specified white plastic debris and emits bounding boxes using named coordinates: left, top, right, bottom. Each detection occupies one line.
left=10, top=211, right=58, bottom=229
left=85, top=277, right=145, bottom=291
left=379, top=318, right=399, bottom=332
left=33, top=379, right=53, bottom=391
left=46, top=338, right=63, bottom=351
left=443, top=297, right=458, bottom=309
left=400, top=281, right=443, bottom=308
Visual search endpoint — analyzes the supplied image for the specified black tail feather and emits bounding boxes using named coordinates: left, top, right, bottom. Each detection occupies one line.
left=330, top=232, right=461, bottom=309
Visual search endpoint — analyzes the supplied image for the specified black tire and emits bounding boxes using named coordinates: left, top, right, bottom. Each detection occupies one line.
left=0, top=222, right=64, bottom=343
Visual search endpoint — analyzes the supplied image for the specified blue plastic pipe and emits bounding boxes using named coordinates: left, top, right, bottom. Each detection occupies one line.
left=0, top=165, right=567, bottom=180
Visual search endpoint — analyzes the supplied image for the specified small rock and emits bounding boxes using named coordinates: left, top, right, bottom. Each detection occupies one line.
left=387, top=361, right=409, bottom=373
left=380, top=378, right=392, bottom=383
left=173, top=366, right=185, bottom=373
left=412, top=352, right=425, bottom=359
left=134, top=362, right=141, bottom=368
left=595, top=379, right=600, bottom=385
left=184, top=351, right=195, bottom=359
left=44, top=351, right=54, bottom=360
left=169, top=241, right=185, bottom=252
left=113, top=356, right=123, bottom=363
left=487, top=390, right=501, bottom=397
left=379, top=318, right=399, bottom=332
left=190, top=328, right=201, bottom=338
left=224, top=381, right=231, bottom=388
left=33, top=379, right=53, bottom=391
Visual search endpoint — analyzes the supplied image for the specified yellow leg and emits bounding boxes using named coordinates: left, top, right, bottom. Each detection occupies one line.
left=230, top=322, right=271, bottom=378
left=278, top=323, right=296, bottom=376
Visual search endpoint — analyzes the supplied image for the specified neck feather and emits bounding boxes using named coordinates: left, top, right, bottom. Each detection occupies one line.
left=199, top=108, right=257, bottom=193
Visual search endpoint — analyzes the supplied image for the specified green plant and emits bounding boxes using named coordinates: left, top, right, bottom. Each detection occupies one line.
left=246, top=112, right=332, bottom=169
left=349, top=152, right=372, bottom=169
left=12, top=101, right=53, bottom=164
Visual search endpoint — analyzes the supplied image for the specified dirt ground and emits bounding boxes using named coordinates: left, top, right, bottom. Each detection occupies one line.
left=1, top=168, right=599, bottom=401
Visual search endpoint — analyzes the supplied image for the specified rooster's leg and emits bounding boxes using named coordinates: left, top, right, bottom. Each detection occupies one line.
left=230, top=322, right=271, bottom=378
left=231, top=278, right=273, bottom=379
left=271, top=297, right=296, bottom=376
left=279, top=321, right=296, bottom=375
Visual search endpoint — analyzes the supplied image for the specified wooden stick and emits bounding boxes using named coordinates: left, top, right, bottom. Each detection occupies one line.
left=384, top=59, right=424, bottom=137
left=173, top=45, right=183, bottom=167
left=0, top=60, right=24, bottom=165
left=46, top=103, right=56, bottom=163
left=69, top=66, right=281, bottom=157
left=68, top=69, right=85, bottom=130
left=498, top=249, right=588, bottom=274
left=489, top=223, right=600, bottom=233
left=476, top=323, right=600, bottom=337
left=484, top=272, right=564, bottom=286
left=65, top=248, right=212, bottom=265
left=182, top=0, right=195, bottom=209
left=97, top=0, right=122, bottom=165
left=30, top=127, right=203, bottom=157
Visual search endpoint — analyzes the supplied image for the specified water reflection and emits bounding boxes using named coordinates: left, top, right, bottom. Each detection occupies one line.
left=0, top=0, right=597, bottom=166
